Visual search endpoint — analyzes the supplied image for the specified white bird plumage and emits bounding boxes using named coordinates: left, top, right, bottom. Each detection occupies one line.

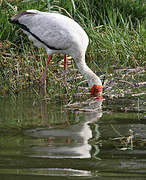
left=10, top=10, right=103, bottom=95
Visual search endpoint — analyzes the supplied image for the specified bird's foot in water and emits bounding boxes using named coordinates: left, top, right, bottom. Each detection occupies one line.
left=40, top=78, right=47, bottom=97
left=40, top=78, right=45, bottom=87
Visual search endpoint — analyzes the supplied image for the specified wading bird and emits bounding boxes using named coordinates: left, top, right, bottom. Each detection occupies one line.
left=10, top=10, right=103, bottom=96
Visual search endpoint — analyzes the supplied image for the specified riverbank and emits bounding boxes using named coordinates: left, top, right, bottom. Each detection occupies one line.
left=0, top=0, right=145, bottom=96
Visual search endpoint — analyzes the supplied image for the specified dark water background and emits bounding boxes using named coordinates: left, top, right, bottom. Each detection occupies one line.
left=0, top=93, right=146, bottom=179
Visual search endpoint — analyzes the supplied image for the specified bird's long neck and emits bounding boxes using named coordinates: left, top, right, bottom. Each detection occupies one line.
left=75, top=56, right=102, bottom=88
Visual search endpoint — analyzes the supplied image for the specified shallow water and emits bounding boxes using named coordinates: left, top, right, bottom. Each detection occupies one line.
left=0, top=93, right=146, bottom=179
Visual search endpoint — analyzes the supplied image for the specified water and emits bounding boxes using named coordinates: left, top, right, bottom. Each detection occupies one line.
left=0, top=93, right=146, bottom=179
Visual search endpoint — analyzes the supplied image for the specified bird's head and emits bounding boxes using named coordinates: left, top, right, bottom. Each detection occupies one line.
left=90, top=84, right=103, bottom=97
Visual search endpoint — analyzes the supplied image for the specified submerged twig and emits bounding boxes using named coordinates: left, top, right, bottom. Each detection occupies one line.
left=111, top=129, right=134, bottom=151
left=117, top=80, right=135, bottom=87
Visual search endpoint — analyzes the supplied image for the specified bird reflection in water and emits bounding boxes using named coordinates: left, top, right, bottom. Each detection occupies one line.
left=26, top=98, right=103, bottom=159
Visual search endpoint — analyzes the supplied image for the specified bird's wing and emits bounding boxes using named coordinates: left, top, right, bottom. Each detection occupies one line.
left=15, top=11, right=73, bottom=50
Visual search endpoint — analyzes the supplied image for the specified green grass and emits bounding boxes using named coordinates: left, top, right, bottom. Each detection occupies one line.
left=0, top=0, right=146, bottom=95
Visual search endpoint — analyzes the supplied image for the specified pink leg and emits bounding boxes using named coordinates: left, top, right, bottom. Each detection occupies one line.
left=41, top=55, right=52, bottom=86
left=64, top=55, right=67, bottom=80
left=64, top=55, right=67, bottom=73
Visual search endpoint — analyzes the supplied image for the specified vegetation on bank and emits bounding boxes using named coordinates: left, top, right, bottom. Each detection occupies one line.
left=0, top=0, right=146, bottom=95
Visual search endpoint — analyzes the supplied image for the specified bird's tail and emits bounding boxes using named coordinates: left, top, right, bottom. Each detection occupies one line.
left=9, top=11, right=35, bottom=24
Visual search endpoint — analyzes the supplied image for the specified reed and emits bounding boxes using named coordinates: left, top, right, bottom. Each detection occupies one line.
left=0, top=0, right=145, bottom=95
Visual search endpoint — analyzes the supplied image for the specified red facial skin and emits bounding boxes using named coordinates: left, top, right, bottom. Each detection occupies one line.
left=90, top=85, right=103, bottom=97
